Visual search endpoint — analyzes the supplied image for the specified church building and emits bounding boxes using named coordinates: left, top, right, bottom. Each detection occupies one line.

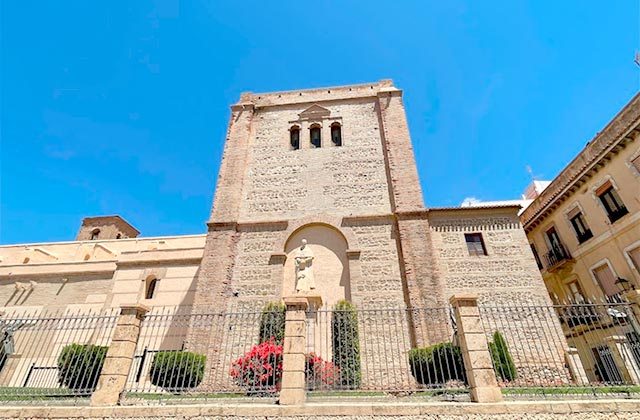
left=0, top=81, right=564, bottom=390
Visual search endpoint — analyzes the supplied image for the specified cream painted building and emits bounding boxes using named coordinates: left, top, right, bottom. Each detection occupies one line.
left=521, top=93, right=640, bottom=383
left=522, top=93, right=640, bottom=304
left=0, top=216, right=205, bottom=317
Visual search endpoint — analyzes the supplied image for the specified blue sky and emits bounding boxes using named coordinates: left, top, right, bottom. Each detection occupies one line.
left=1, top=0, right=638, bottom=244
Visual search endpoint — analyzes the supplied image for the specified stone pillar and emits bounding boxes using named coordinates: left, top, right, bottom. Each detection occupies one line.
left=280, top=296, right=319, bottom=406
left=604, top=335, right=640, bottom=385
left=565, top=348, right=589, bottom=385
left=450, top=294, right=503, bottom=403
left=90, top=304, right=149, bottom=406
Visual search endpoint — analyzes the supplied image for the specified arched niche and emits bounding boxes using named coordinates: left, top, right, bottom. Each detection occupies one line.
left=283, top=223, right=351, bottom=308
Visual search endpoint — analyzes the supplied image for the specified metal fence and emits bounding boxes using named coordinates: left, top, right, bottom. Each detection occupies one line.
left=0, top=308, right=118, bottom=403
left=479, top=301, right=640, bottom=398
left=123, top=305, right=284, bottom=403
left=2, top=300, right=640, bottom=405
left=305, top=306, right=468, bottom=399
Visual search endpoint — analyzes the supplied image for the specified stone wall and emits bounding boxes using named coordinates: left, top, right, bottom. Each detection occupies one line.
left=428, top=207, right=570, bottom=384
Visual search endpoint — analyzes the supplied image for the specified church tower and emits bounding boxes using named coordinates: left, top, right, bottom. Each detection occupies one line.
left=191, top=80, right=442, bottom=312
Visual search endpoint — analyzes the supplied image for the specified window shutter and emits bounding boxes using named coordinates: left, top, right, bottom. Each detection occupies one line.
left=632, top=155, right=640, bottom=172
left=567, top=206, right=582, bottom=219
left=593, top=264, right=618, bottom=297
left=595, top=180, right=612, bottom=196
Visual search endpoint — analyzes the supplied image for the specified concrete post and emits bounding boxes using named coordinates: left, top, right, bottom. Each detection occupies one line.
left=565, top=347, right=589, bottom=385
left=604, top=335, right=640, bottom=385
left=90, top=304, right=149, bottom=406
left=450, top=294, right=503, bottom=403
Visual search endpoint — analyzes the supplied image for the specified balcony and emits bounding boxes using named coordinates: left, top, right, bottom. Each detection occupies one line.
left=607, top=206, right=629, bottom=224
left=544, top=243, right=573, bottom=271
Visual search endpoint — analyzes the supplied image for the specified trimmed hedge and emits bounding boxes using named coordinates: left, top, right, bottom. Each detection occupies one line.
left=332, top=300, right=361, bottom=389
left=150, top=350, right=206, bottom=391
left=408, top=342, right=466, bottom=385
left=57, top=344, right=108, bottom=393
left=489, top=331, right=517, bottom=382
left=258, top=302, right=286, bottom=345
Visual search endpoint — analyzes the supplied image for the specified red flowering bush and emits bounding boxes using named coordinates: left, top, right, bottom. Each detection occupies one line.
left=230, top=341, right=339, bottom=394
left=230, top=339, right=283, bottom=394
left=305, top=352, right=339, bottom=390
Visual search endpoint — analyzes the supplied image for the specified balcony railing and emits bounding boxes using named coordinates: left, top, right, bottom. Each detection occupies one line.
left=544, top=243, right=572, bottom=270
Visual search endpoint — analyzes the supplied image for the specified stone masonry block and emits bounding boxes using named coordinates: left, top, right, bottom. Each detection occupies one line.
left=282, top=352, right=306, bottom=369
left=101, top=357, right=133, bottom=376
left=91, top=374, right=127, bottom=406
left=466, top=349, right=494, bottom=370
left=471, top=385, right=504, bottom=403
left=111, top=324, right=140, bottom=342
left=116, top=313, right=142, bottom=328
left=284, top=336, right=306, bottom=353
left=458, top=315, right=484, bottom=334
left=106, top=340, right=137, bottom=359
left=456, top=305, right=481, bottom=317
left=461, top=332, right=490, bottom=352
left=284, top=320, right=306, bottom=337
left=466, top=368, right=499, bottom=389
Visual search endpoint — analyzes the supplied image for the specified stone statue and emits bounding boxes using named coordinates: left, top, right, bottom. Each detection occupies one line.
left=294, top=239, right=316, bottom=292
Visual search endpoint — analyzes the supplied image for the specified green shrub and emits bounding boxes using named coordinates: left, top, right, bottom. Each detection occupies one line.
left=489, top=331, right=517, bottom=382
left=332, top=300, right=361, bottom=389
left=57, top=344, right=108, bottom=393
left=408, top=342, right=466, bottom=385
left=150, top=350, right=206, bottom=391
left=258, top=302, right=286, bottom=345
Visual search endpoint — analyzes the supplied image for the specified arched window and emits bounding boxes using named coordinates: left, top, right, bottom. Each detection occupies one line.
left=145, top=277, right=158, bottom=299
left=90, top=229, right=100, bottom=240
left=310, top=124, right=321, bottom=148
left=116, top=233, right=122, bottom=239
left=331, top=123, right=342, bottom=146
left=290, top=126, right=300, bottom=150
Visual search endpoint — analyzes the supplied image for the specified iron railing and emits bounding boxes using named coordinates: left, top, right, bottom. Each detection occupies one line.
left=305, top=306, right=468, bottom=399
left=123, top=306, right=285, bottom=403
left=479, top=301, right=640, bottom=399
left=544, top=244, right=572, bottom=269
left=0, top=308, right=118, bottom=404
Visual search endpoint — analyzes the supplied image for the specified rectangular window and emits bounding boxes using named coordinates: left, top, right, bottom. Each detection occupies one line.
left=545, top=227, right=562, bottom=250
left=597, top=183, right=628, bottom=223
left=569, top=212, right=593, bottom=244
left=465, top=233, right=487, bottom=256
left=566, top=280, right=586, bottom=303
left=631, top=155, right=640, bottom=173
left=592, top=263, right=619, bottom=297
left=530, top=243, right=543, bottom=269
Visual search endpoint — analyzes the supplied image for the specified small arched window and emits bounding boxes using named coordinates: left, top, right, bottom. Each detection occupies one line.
left=145, top=277, right=158, bottom=299
left=116, top=233, right=122, bottom=239
left=310, top=124, right=321, bottom=148
left=90, top=229, right=100, bottom=240
left=331, top=123, right=342, bottom=146
left=290, top=126, right=300, bottom=150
